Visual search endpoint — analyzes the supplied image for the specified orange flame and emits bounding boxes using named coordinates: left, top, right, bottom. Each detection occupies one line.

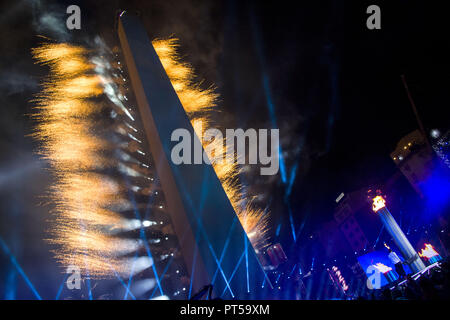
left=419, top=244, right=439, bottom=259
left=372, top=196, right=386, bottom=212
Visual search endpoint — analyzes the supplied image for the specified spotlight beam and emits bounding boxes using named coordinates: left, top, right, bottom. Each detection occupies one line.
left=0, top=237, right=42, bottom=300
left=124, top=177, right=164, bottom=296
left=220, top=250, right=246, bottom=298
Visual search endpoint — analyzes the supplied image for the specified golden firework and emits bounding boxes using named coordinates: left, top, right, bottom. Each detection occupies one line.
left=32, top=43, right=130, bottom=277
left=154, top=38, right=270, bottom=251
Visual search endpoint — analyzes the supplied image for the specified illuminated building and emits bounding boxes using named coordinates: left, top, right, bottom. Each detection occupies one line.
left=431, top=129, right=450, bottom=169
left=372, top=196, right=425, bottom=273
left=333, top=189, right=369, bottom=253
left=390, top=130, right=434, bottom=196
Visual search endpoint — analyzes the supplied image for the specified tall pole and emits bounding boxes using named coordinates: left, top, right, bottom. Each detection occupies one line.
left=373, top=196, right=425, bottom=273
left=401, top=75, right=432, bottom=151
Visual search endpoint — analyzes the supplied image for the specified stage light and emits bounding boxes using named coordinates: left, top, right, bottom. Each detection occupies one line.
left=431, top=129, right=440, bottom=138
left=150, top=295, right=169, bottom=300
left=142, top=220, right=154, bottom=227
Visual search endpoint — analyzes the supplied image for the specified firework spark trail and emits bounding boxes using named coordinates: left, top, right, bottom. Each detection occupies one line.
left=31, top=37, right=270, bottom=280
left=32, top=42, right=140, bottom=277
left=153, top=39, right=270, bottom=251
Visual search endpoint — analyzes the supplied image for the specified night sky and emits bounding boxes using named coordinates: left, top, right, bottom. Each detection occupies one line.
left=0, top=0, right=449, bottom=299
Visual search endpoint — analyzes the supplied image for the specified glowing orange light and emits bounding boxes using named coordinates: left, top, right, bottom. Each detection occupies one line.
left=331, top=266, right=349, bottom=291
left=419, top=244, right=439, bottom=259
left=372, top=196, right=386, bottom=212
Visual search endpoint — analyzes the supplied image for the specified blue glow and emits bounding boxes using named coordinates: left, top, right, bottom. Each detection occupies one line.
left=245, top=234, right=250, bottom=293
left=278, top=145, right=287, bottom=184
left=0, top=237, right=42, bottom=300
left=108, top=264, right=136, bottom=300
left=211, top=218, right=237, bottom=285
left=149, top=254, right=175, bottom=299
left=124, top=177, right=164, bottom=296
left=275, top=223, right=281, bottom=237
left=422, top=168, right=450, bottom=216
left=287, top=204, right=297, bottom=242
left=250, top=11, right=287, bottom=184
left=220, top=251, right=246, bottom=297
left=85, top=267, right=93, bottom=300
left=124, top=251, right=138, bottom=300
left=289, top=264, right=297, bottom=277
left=177, top=172, right=235, bottom=297
left=188, top=231, right=199, bottom=299
left=358, top=250, right=412, bottom=288
left=55, top=273, right=68, bottom=300
left=4, top=267, right=16, bottom=300
left=204, top=239, right=234, bottom=297
left=373, top=225, right=385, bottom=248
left=141, top=228, right=164, bottom=296
left=286, top=162, right=298, bottom=198
left=295, top=210, right=310, bottom=240
left=149, top=224, right=192, bottom=299
left=275, top=273, right=281, bottom=284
